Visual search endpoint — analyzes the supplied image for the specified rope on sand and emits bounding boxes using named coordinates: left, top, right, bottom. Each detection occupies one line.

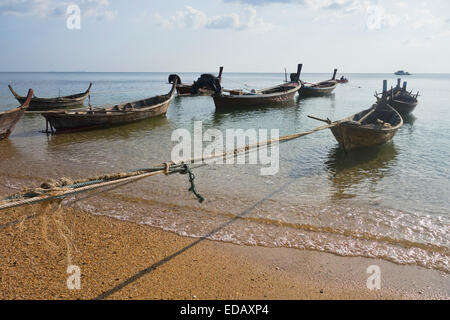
left=0, top=123, right=335, bottom=211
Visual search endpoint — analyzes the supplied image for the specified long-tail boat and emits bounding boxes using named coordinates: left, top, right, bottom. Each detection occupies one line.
left=299, top=68, right=338, bottom=96
left=309, top=81, right=403, bottom=151
left=0, top=89, right=33, bottom=140
left=8, top=83, right=92, bottom=111
left=211, top=64, right=302, bottom=111
left=169, top=67, right=224, bottom=96
left=379, top=79, right=419, bottom=117
left=41, top=79, right=177, bottom=133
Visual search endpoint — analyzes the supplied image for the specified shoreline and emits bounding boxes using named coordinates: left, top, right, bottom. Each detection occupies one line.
left=0, top=205, right=448, bottom=300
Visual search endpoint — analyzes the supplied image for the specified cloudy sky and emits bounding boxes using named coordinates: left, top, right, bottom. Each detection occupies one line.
left=0, top=0, right=449, bottom=72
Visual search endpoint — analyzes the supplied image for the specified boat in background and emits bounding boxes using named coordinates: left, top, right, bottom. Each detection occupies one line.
left=378, top=79, right=419, bottom=117
left=299, top=68, right=338, bottom=96
left=0, top=89, right=33, bottom=140
left=394, top=70, right=411, bottom=76
left=169, top=67, right=223, bottom=96
left=212, top=64, right=302, bottom=111
left=309, top=80, right=403, bottom=151
left=8, top=83, right=92, bottom=111
left=336, top=76, right=348, bottom=84
left=41, top=79, right=177, bottom=133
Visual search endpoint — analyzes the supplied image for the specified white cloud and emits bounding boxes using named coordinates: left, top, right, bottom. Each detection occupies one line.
left=239, top=7, right=268, bottom=30
left=0, top=0, right=116, bottom=20
left=225, top=0, right=364, bottom=14
left=172, top=6, right=208, bottom=29
left=224, top=0, right=450, bottom=31
left=155, top=6, right=270, bottom=31
left=82, top=0, right=116, bottom=20
left=366, top=3, right=399, bottom=30
left=207, top=13, right=240, bottom=29
left=0, top=0, right=67, bottom=17
left=307, top=0, right=363, bottom=13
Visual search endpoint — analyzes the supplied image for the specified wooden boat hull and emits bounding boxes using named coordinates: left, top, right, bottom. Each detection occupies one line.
left=213, top=84, right=300, bottom=111
left=176, top=84, right=216, bottom=96
left=391, top=99, right=418, bottom=116
left=299, top=68, right=338, bottom=96
left=9, top=83, right=92, bottom=111
left=42, top=82, right=176, bottom=133
left=331, top=122, right=398, bottom=151
left=176, top=85, right=193, bottom=95
left=330, top=106, right=403, bottom=151
left=0, top=89, right=33, bottom=140
left=42, top=105, right=170, bottom=133
left=300, top=82, right=337, bottom=96
left=336, top=80, right=348, bottom=84
left=15, top=98, right=86, bottom=111
left=0, top=108, right=26, bottom=140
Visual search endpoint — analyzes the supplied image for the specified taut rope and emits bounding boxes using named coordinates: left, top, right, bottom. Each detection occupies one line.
left=0, top=123, right=335, bottom=211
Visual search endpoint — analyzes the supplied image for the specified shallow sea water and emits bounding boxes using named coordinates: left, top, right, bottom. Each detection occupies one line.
left=0, top=72, right=449, bottom=273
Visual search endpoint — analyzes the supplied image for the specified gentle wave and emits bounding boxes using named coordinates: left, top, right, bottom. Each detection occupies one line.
left=75, top=191, right=450, bottom=274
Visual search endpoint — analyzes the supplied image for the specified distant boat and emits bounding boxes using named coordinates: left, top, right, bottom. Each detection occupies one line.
left=8, top=83, right=92, bottom=111
left=299, top=68, right=338, bottom=96
left=394, top=70, right=411, bottom=76
left=377, top=79, right=419, bottom=117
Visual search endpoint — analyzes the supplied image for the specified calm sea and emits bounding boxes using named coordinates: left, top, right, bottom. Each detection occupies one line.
left=0, top=72, right=449, bottom=273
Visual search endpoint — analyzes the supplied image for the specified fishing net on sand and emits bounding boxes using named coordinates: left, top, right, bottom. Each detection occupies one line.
left=2, top=202, right=79, bottom=266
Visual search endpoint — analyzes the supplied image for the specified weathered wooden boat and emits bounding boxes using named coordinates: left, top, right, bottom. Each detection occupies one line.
left=388, top=80, right=418, bottom=117
left=329, top=104, right=403, bottom=151
left=8, top=83, right=92, bottom=111
left=299, top=69, right=338, bottom=96
left=41, top=79, right=177, bottom=133
left=169, top=67, right=224, bottom=96
left=377, top=79, right=419, bottom=117
left=390, top=93, right=418, bottom=117
left=0, top=89, right=33, bottom=140
left=212, top=64, right=302, bottom=111
left=309, top=81, right=403, bottom=151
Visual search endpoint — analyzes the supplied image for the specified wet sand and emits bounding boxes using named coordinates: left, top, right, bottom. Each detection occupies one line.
left=0, top=204, right=448, bottom=300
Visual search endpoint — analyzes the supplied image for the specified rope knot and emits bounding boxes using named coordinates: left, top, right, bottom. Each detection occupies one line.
left=180, top=164, right=205, bottom=203
left=163, top=162, right=171, bottom=175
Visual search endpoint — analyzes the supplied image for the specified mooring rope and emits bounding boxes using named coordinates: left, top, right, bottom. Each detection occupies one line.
left=0, top=122, right=336, bottom=211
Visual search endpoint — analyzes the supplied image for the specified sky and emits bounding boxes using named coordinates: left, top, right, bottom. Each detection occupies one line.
left=0, top=0, right=449, bottom=73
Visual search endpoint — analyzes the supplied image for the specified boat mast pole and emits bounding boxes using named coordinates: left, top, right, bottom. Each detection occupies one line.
left=332, top=69, right=338, bottom=80
left=382, top=80, right=388, bottom=101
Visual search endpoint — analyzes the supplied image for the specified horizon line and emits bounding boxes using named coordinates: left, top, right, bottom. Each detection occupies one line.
left=0, top=71, right=448, bottom=74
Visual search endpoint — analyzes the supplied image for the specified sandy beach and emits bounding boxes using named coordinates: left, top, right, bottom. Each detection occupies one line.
left=0, top=203, right=448, bottom=300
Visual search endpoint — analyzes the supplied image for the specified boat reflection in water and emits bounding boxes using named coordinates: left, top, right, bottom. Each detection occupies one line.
left=325, top=143, right=398, bottom=200
left=401, top=113, right=417, bottom=125
left=212, top=99, right=298, bottom=126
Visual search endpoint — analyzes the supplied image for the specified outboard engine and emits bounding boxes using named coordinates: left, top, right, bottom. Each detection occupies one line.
left=191, top=74, right=222, bottom=94
left=168, top=74, right=182, bottom=85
